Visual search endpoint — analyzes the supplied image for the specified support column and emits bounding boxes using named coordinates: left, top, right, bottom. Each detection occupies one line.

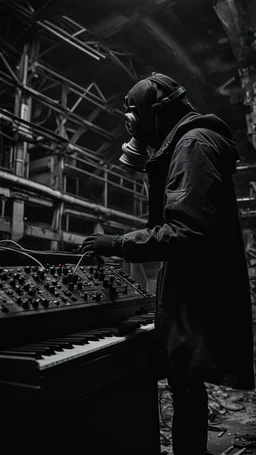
left=12, top=199, right=25, bottom=242
left=51, top=85, right=67, bottom=250
left=11, top=44, right=32, bottom=242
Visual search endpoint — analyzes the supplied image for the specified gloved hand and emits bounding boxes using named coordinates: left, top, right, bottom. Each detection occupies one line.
left=80, top=233, right=123, bottom=257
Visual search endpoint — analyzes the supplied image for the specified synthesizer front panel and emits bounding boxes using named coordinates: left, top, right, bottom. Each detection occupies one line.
left=0, top=263, right=151, bottom=316
left=0, top=261, right=155, bottom=348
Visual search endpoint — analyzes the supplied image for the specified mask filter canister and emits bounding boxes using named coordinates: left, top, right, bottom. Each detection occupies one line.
left=119, top=137, right=149, bottom=172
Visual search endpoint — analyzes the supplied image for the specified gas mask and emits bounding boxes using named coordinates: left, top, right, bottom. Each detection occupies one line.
left=119, top=73, right=187, bottom=172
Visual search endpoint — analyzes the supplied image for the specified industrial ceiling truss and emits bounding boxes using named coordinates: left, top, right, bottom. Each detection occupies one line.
left=1, top=0, right=256, bottom=248
left=0, top=1, right=150, bottom=247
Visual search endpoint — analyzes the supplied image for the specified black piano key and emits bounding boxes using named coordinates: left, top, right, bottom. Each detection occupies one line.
left=130, top=317, right=153, bottom=324
left=94, top=327, right=120, bottom=336
left=0, top=350, right=42, bottom=359
left=45, top=340, right=74, bottom=349
left=31, top=342, right=64, bottom=352
left=66, top=334, right=99, bottom=341
left=51, top=337, right=90, bottom=345
left=25, top=345, right=56, bottom=355
left=8, top=346, right=49, bottom=356
left=93, top=329, right=114, bottom=337
left=74, top=331, right=105, bottom=339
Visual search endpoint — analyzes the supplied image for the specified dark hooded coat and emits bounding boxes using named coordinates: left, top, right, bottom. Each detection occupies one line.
left=120, top=112, right=255, bottom=390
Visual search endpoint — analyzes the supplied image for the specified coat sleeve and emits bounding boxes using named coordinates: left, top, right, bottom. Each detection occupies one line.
left=120, top=137, right=225, bottom=263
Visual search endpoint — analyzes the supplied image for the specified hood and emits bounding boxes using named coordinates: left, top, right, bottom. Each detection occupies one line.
left=148, top=111, right=240, bottom=174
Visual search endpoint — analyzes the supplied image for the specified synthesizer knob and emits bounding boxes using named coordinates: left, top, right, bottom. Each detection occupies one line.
left=24, top=266, right=30, bottom=274
left=28, top=288, right=35, bottom=296
left=1, top=305, right=9, bottom=313
left=22, top=299, right=30, bottom=309
left=62, top=276, right=69, bottom=285
left=68, top=273, right=73, bottom=282
left=6, top=290, right=13, bottom=296
left=14, top=285, right=21, bottom=294
left=41, top=298, right=49, bottom=308
left=9, top=278, right=16, bottom=287
left=32, top=299, right=40, bottom=308
left=68, top=282, right=74, bottom=291
left=103, top=279, right=108, bottom=288
left=39, top=270, right=45, bottom=279
left=77, top=281, right=83, bottom=290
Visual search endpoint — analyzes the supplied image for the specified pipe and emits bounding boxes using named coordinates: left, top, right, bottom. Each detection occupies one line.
left=0, top=170, right=146, bottom=227
left=213, top=0, right=247, bottom=67
left=65, top=164, right=147, bottom=198
left=38, top=21, right=101, bottom=61
left=237, top=164, right=256, bottom=171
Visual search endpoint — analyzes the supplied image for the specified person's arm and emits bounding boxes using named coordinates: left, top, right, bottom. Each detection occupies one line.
left=120, top=137, right=224, bottom=263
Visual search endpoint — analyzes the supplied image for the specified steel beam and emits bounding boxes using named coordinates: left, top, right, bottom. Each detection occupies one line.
left=141, top=17, right=206, bottom=83
left=213, top=0, right=248, bottom=68
left=11, top=43, right=33, bottom=241
left=0, top=106, right=128, bottom=178
left=33, top=63, right=122, bottom=116
left=65, top=164, right=147, bottom=200
left=0, top=170, right=147, bottom=227
left=91, top=1, right=178, bottom=38
left=38, top=20, right=106, bottom=61
left=0, top=77, right=114, bottom=140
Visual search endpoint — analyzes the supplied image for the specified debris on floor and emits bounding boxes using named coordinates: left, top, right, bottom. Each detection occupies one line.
left=158, top=380, right=256, bottom=455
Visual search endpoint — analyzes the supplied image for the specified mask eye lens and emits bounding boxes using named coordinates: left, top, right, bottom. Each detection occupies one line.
left=124, top=113, right=136, bottom=135
left=124, top=120, right=133, bottom=135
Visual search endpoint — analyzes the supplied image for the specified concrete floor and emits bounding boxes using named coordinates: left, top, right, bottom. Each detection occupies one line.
left=159, top=383, right=256, bottom=455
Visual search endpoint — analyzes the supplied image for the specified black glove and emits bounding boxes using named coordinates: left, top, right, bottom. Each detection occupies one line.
left=80, top=233, right=123, bottom=257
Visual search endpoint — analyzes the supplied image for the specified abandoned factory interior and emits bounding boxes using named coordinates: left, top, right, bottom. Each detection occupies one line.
left=0, top=1, right=256, bottom=454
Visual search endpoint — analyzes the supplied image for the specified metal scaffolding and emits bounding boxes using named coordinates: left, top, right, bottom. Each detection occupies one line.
left=1, top=0, right=256, bottom=251
left=0, top=2, right=148, bottom=248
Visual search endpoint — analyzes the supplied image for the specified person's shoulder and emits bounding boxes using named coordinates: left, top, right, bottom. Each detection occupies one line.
left=178, top=127, right=212, bottom=143
left=175, top=128, right=220, bottom=152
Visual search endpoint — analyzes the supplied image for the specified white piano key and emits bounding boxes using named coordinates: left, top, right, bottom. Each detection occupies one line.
left=38, top=323, right=154, bottom=370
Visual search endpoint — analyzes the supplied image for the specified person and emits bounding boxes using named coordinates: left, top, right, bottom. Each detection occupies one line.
left=80, top=72, right=255, bottom=455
